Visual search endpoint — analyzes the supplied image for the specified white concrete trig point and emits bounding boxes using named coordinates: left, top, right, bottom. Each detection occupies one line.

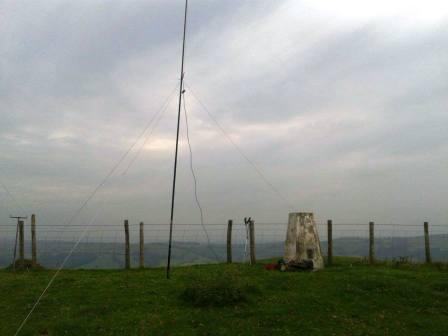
left=284, top=212, right=324, bottom=270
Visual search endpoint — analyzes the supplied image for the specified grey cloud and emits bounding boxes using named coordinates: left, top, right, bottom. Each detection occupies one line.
left=1, top=0, right=448, bottom=231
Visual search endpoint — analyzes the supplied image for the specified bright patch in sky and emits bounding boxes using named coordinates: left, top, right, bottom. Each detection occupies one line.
left=302, top=0, right=448, bottom=23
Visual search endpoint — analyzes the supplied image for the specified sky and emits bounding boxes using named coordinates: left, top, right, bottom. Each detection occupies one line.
left=1, top=0, right=448, bottom=237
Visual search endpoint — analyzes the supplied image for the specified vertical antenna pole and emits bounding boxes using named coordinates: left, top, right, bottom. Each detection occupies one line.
left=167, top=0, right=188, bottom=279
left=327, top=219, right=333, bottom=266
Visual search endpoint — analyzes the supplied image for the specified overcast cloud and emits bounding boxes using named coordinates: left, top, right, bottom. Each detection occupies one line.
left=1, top=0, right=447, bottom=235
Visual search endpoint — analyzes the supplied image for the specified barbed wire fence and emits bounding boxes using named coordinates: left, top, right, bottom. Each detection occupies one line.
left=1, top=220, right=447, bottom=269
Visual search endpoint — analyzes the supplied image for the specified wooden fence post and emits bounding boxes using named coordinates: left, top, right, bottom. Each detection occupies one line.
left=19, top=220, right=24, bottom=265
left=227, top=219, right=233, bottom=263
left=249, top=220, right=256, bottom=265
left=327, top=219, right=333, bottom=266
left=139, top=222, right=144, bottom=268
left=424, top=221, right=431, bottom=264
left=369, top=221, right=375, bottom=264
left=31, top=214, right=37, bottom=267
left=124, top=219, right=130, bottom=269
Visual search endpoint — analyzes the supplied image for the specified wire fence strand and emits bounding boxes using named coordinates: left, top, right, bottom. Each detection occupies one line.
left=2, top=221, right=447, bottom=269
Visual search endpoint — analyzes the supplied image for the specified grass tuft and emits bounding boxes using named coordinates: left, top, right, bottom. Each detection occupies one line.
left=180, top=270, right=257, bottom=307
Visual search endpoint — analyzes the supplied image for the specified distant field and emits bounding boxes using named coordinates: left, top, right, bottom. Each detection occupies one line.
left=1, top=257, right=447, bottom=335
left=1, top=234, right=447, bottom=268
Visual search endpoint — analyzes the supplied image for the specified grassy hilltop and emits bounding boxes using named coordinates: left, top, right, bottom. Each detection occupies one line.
left=1, top=258, right=447, bottom=335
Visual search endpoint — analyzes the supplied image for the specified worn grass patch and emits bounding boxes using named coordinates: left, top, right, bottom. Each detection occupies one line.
left=180, top=270, right=259, bottom=307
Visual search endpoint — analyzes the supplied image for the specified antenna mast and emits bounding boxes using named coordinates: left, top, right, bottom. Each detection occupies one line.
left=166, top=0, right=188, bottom=279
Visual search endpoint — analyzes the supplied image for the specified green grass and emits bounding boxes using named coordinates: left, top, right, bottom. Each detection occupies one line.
left=1, top=258, right=447, bottom=335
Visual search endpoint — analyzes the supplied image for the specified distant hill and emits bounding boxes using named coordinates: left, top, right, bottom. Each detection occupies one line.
left=1, top=234, right=447, bottom=269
